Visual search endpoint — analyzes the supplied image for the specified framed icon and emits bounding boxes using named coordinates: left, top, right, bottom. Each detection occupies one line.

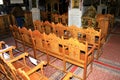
left=72, top=0, right=79, bottom=8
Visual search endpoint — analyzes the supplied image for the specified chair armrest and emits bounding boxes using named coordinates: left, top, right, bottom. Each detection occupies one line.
left=63, top=72, right=73, bottom=80
left=0, top=46, right=16, bottom=58
left=0, top=46, right=16, bottom=53
left=26, top=61, right=47, bottom=75
left=87, top=45, right=96, bottom=55
left=8, top=52, right=28, bottom=63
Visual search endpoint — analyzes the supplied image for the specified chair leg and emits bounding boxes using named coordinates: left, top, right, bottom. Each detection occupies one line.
left=63, top=60, right=66, bottom=72
left=15, top=40, right=18, bottom=49
left=47, top=54, right=50, bottom=64
left=83, top=66, right=87, bottom=80
left=33, top=48, right=36, bottom=59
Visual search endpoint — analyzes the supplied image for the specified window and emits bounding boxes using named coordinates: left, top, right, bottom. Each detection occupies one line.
left=0, top=0, right=3, bottom=5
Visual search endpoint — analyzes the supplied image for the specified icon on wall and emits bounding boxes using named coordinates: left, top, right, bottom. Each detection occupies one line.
left=72, top=0, right=79, bottom=8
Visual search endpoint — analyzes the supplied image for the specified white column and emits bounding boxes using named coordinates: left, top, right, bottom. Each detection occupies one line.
left=68, top=0, right=83, bottom=27
left=31, top=0, right=40, bottom=21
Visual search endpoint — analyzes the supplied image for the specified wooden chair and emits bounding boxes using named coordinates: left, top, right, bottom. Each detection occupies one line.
left=54, top=23, right=68, bottom=38
left=52, top=14, right=59, bottom=24
left=44, top=33, right=67, bottom=71
left=10, top=25, right=25, bottom=52
left=63, top=38, right=95, bottom=80
left=0, top=56, right=16, bottom=80
left=33, top=20, right=44, bottom=33
left=0, top=46, right=18, bottom=80
left=85, top=27, right=104, bottom=59
left=0, top=46, right=48, bottom=80
left=19, top=27, right=36, bottom=58
left=96, top=14, right=110, bottom=41
left=32, top=30, right=47, bottom=58
left=43, top=21, right=54, bottom=34
left=61, top=14, right=68, bottom=25
left=68, top=25, right=85, bottom=39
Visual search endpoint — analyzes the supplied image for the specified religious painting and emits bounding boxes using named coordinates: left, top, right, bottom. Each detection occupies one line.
left=72, top=0, right=79, bottom=8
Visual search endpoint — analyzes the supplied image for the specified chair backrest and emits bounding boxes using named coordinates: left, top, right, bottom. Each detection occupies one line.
left=63, top=38, right=88, bottom=61
left=9, top=25, right=22, bottom=41
left=61, top=14, right=68, bottom=25
left=19, top=27, right=33, bottom=45
left=44, top=21, right=53, bottom=34
left=55, top=23, right=68, bottom=38
left=32, top=30, right=46, bottom=51
left=33, top=20, right=44, bottom=33
left=68, top=26, right=84, bottom=39
left=85, top=27, right=102, bottom=44
left=45, top=33, right=62, bottom=54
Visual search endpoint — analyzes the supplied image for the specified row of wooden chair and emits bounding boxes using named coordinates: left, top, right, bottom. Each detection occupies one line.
left=33, top=21, right=104, bottom=59
left=32, top=30, right=96, bottom=80
left=10, top=24, right=96, bottom=80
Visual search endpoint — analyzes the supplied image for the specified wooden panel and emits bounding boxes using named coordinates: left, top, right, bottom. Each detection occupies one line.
left=0, top=14, right=11, bottom=39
